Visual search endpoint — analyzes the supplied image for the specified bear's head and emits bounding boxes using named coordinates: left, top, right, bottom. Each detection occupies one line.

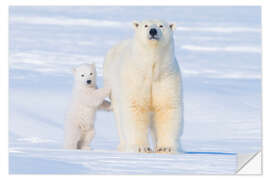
left=72, top=64, right=97, bottom=88
left=132, top=20, right=175, bottom=47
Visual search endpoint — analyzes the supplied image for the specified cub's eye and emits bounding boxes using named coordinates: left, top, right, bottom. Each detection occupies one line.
left=144, top=25, right=148, bottom=28
left=81, top=74, right=84, bottom=77
left=159, top=25, right=163, bottom=28
left=90, top=73, right=93, bottom=75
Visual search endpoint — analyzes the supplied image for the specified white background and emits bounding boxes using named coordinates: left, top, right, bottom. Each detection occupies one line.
left=0, top=0, right=268, bottom=179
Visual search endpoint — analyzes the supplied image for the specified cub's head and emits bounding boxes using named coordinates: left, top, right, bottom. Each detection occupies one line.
left=72, top=64, right=97, bottom=88
left=132, top=20, right=175, bottom=47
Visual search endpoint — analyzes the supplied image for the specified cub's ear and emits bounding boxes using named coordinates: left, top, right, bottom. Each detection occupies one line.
left=90, top=63, right=96, bottom=69
left=72, top=67, right=76, bottom=74
left=169, top=23, right=176, bottom=31
left=132, top=21, right=140, bottom=29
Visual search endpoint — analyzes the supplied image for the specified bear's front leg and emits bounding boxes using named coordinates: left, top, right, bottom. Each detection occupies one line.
left=152, top=72, right=183, bottom=153
left=153, top=107, right=181, bottom=153
left=122, top=104, right=152, bottom=153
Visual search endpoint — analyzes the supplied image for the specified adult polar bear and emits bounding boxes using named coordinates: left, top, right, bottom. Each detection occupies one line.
left=104, top=20, right=183, bottom=153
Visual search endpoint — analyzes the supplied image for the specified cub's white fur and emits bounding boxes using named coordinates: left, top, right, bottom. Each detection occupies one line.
left=64, top=64, right=110, bottom=150
left=104, top=20, right=183, bottom=153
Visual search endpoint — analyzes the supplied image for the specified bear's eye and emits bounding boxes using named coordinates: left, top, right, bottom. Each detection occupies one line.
left=81, top=74, right=84, bottom=77
left=159, top=25, right=163, bottom=28
left=90, top=73, right=93, bottom=75
left=144, top=25, right=148, bottom=28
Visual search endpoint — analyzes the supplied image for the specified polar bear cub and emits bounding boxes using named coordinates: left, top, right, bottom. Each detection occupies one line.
left=64, top=64, right=111, bottom=150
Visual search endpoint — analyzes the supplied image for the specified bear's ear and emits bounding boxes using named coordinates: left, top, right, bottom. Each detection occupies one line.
left=169, top=23, right=176, bottom=31
left=132, top=21, right=140, bottom=29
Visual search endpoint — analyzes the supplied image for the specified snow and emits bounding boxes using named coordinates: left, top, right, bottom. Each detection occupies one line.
left=9, top=6, right=261, bottom=174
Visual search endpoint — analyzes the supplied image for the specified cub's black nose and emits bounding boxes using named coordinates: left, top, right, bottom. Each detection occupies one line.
left=149, top=28, right=157, bottom=36
left=87, top=80, right=91, bottom=84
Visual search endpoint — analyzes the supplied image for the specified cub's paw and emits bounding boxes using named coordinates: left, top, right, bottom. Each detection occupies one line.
left=80, top=146, right=91, bottom=151
left=155, top=147, right=176, bottom=154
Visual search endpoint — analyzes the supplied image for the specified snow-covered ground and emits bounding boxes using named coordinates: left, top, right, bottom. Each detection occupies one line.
left=9, top=6, right=261, bottom=174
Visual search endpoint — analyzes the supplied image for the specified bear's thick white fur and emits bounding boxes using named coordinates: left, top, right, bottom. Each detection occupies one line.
left=64, top=64, right=110, bottom=150
left=104, top=20, right=183, bottom=153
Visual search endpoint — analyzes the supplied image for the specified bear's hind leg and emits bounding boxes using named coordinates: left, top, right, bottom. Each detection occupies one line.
left=113, top=102, right=127, bottom=152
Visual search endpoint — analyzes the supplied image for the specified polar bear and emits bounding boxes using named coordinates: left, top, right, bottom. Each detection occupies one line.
left=64, top=64, right=111, bottom=150
left=103, top=20, right=183, bottom=153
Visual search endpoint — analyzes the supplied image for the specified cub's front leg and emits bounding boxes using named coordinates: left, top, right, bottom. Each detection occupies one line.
left=82, top=88, right=111, bottom=107
left=93, top=88, right=111, bottom=106
left=98, top=100, right=112, bottom=111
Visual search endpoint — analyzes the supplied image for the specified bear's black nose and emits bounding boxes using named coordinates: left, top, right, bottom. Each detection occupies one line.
left=87, top=80, right=91, bottom=84
left=149, top=28, right=157, bottom=36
